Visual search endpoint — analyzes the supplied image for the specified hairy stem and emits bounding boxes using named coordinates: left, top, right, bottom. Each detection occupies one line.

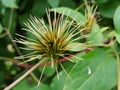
left=4, top=59, right=46, bottom=90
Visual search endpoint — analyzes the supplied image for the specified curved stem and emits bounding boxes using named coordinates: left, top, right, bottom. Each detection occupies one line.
left=111, top=44, right=120, bottom=90
left=117, top=56, right=120, bottom=90
left=4, top=59, right=46, bottom=90
left=3, top=8, right=39, bottom=83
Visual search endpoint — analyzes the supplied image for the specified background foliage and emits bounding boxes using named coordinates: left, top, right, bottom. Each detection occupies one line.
left=0, top=0, right=120, bottom=90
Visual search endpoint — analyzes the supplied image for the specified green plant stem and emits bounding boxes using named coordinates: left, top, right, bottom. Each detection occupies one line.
left=30, top=73, right=39, bottom=83
left=0, top=56, right=18, bottom=63
left=5, top=9, right=22, bottom=56
left=3, top=28, right=22, bottom=61
left=0, top=32, right=8, bottom=38
left=5, top=9, right=39, bottom=83
left=4, top=59, right=46, bottom=90
left=117, top=56, right=120, bottom=90
left=112, top=44, right=120, bottom=90
left=8, top=9, right=14, bottom=30
left=93, top=43, right=112, bottom=47
left=7, top=30, right=22, bottom=56
left=0, top=56, right=38, bottom=82
left=75, top=3, right=85, bottom=11
left=0, top=56, right=39, bottom=82
left=7, top=8, right=22, bottom=57
left=93, top=39, right=120, bottom=89
left=0, top=56, right=30, bottom=69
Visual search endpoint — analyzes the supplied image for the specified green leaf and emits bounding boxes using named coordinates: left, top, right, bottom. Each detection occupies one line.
left=87, top=24, right=104, bottom=45
left=31, top=0, right=49, bottom=17
left=115, top=32, right=120, bottom=44
left=18, top=13, right=30, bottom=27
left=51, top=7, right=86, bottom=24
left=63, top=48, right=117, bottom=90
left=0, top=70, right=4, bottom=83
left=47, top=0, right=60, bottom=8
left=0, top=23, right=3, bottom=34
left=95, top=0, right=109, bottom=3
left=13, top=78, right=35, bottom=90
left=42, top=66, right=56, bottom=77
left=13, top=78, right=51, bottom=90
left=99, top=27, right=109, bottom=33
left=107, top=31, right=115, bottom=38
left=31, top=84, right=51, bottom=90
left=50, top=71, right=67, bottom=90
left=70, top=53, right=86, bottom=63
left=114, top=5, right=120, bottom=34
left=99, top=0, right=119, bottom=18
left=60, top=0, right=76, bottom=9
left=67, top=42, right=88, bottom=52
left=1, top=0, right=18, bottom=9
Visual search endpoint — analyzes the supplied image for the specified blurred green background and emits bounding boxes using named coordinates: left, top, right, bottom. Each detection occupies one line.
left=0, top=0, right=120, bottom=90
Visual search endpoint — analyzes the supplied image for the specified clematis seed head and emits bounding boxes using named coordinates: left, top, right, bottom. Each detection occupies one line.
left=14, top=10, right=88, bottom=67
